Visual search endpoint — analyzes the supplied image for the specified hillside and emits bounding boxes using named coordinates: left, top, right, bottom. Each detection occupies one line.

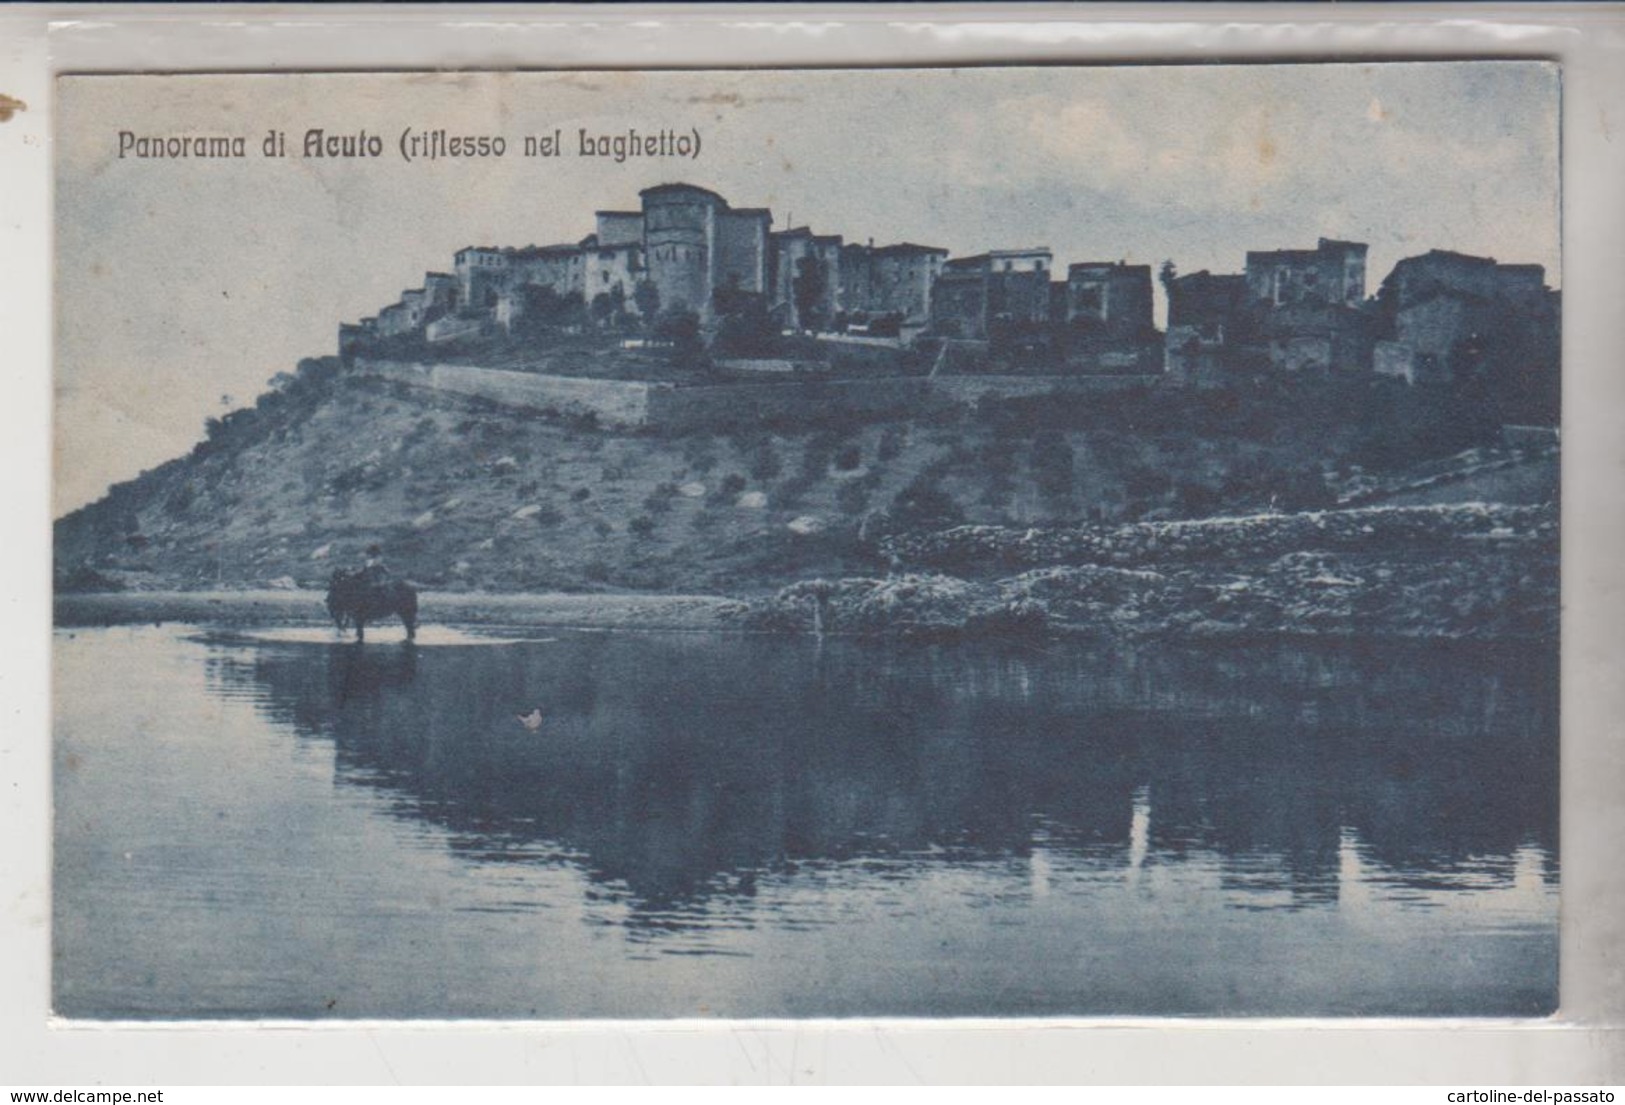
left=736, top=503, right=1555, bottom=641
left=54, top=357, right=1556, bottom=602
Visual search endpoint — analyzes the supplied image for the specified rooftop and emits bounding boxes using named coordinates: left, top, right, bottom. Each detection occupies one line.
left=1069, top=260, right=1149, bottom=273
left=872, top=242, right=948, bottom=257
left=639, top=182, right=727, bottom=205
left=1399, top=248, right=1498, bottom=268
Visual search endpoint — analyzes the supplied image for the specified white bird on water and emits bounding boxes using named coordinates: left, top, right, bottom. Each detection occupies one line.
left=516, top=708, right=543, bottom=732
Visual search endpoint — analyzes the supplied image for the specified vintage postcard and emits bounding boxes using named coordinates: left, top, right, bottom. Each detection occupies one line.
left=52, top=65, right=1560, bottom=1021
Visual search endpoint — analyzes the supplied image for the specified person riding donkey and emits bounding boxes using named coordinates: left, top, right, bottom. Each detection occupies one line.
left=328, top=543, right=418, bottom=641
left=360, top=543, right=390, bottom=587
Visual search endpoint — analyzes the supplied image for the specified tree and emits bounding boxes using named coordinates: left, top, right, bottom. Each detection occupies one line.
left=590, top=289, right=623, bottom=329
left=514, top=285, right=586, bottom=333
left=1158, top=260, right=1178, bottom=291
left=793, top=256, right=830, bottom=334
left=887, top=476, right=965, bottom=531
left=652, top=308, right=704, bottom=368
left=633, top=280, right=661, bottom=322
left=1030, top=430, right=1076, bottom=501
left=711, top=288, right=775, bottom=356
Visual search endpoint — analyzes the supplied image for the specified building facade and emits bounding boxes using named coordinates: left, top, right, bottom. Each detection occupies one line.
left=929, top=249, right=1055, bottom=341
left=769, top=227, right=843, bottom=330
left=1065, top=262, right=1154, bottom=339
left=1244, top=238, right=1367, bottom=309
left=1380, top=249, right=1547, bottom=311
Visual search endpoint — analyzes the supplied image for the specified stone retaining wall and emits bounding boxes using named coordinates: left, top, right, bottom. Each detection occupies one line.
left=357, top=359, right=655, bottom=426
left=647, top=377, right=935, bottom=432
left=358, top=358, right=1160, bottom=432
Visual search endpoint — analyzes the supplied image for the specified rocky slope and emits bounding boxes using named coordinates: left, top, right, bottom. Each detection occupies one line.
left=59, top=362, right=1521, bottom=596
left=740, top=504, right=1558, bottom=641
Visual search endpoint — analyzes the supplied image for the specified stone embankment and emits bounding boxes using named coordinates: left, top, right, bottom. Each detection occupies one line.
left=355, top=357, right=1158, bottom=433
left=740, top=503, right=1557, bottom=641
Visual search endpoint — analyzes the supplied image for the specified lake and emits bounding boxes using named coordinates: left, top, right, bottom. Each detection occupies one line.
left=53, top=622, right=1558, bottom=1019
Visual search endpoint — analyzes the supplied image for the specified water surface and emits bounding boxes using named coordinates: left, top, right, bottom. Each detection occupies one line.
left=53, top=624, right=1558, bottom=1019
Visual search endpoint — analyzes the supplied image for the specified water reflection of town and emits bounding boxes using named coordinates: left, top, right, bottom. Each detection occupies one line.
left=207, top=632, right=1557, bottom=927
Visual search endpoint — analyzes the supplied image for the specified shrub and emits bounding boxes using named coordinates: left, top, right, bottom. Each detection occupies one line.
left=769, top=474, right=814, bottom=511
left=56, top=565, right=125, bottom=593
left=836, top=481, right=871, bottom=515
left=748, top=441, right=783, bottom=482
left=1030, top=431, right=1076, bottom=500
left=1176, top=481, right=1223, bottom=517
left=682, top=437, right=719, bottom=473
left=877, top=425, right=906, bottom=461
left=888, top=476, right=965, bottom=531
left=643, top=482, right=678, bottom=514
left=164, top=483, right=196, bottom=516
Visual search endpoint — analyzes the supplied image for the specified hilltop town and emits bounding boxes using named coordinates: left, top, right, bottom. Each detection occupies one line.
left=338, top=181, right=1560, bottom=427
left=55, top=182, right=1560, bottom=639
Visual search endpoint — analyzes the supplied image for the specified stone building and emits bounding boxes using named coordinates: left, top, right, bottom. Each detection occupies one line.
left=637, top=184, right=774, bottom=319
left=640, top=184, right=717, bottom=315
left=337, top=318, right=376, bottom=361
left=1373, top=292, right=1511, bottom=385
left=582, top=238, right=645, bottom=316
left=398, top=288, right=429, bottom=329
left=454, top=247, right=509, bottom=311
left=715, top=205, right=773, bottom=298
left=1234, top=238, right=1375, bottom=373
left=423, top=272, right=458, bottom=315
left=1162, top=270, right=1249, bottom=386
left=1260, top=301, right=1376, bottom=375
left=593, top=209, right=644, bottom=248
left=1372, top=251, right=1559, bottom=400
left=1064, top=261, right=1154, bottom=339
left=838, top=243, right=876, bottom=319
left=1379, top=249, right=1547, bottom=312
left=378, top=301, right=415, bottom=338
left=872, top=244, right=948, bottom=324
left=770, top=227, right=843, bottom=331
left=1244, top=238, right=1368, bottom=309
left=508, top=243, right=587, bottom=300
left=928, top=249, right=1054, bottom=341
left=838, top=242, right=949, bottom=326
left=1166, top=270, right=1250, bottom=331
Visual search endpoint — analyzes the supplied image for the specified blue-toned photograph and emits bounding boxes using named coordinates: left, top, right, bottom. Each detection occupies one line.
left=52, top=64, right=1559, bottom=1019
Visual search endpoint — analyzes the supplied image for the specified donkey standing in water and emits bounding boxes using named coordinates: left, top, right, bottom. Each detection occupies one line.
left=326, top=568, right=419, bottom=642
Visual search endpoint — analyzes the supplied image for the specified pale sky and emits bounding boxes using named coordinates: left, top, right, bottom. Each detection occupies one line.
left=55, top=63, right=1560, bottom=516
